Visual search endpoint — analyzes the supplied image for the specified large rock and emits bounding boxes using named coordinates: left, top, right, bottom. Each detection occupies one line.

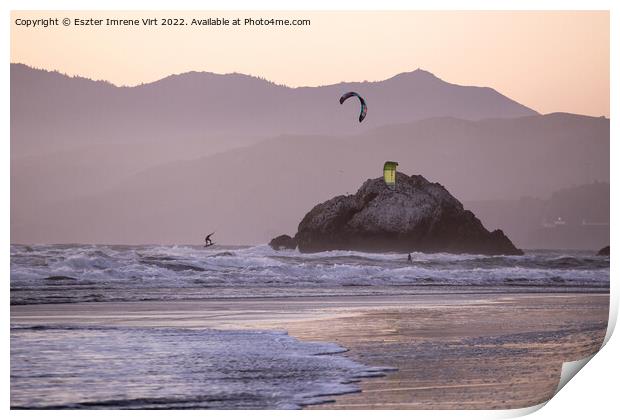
left=280, top=172, right=522, bottom=255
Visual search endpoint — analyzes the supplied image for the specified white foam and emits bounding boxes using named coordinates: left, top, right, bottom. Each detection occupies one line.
left=11, top=325, right=388, bottom=409
left=10, top=244, right=609, bottom=305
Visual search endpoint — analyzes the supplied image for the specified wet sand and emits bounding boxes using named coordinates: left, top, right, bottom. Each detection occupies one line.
left=10, top=293, right=609, bottom=410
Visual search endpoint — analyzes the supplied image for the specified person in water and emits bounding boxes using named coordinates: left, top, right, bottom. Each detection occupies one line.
left=407, top=253, right=412, bottom=263
left=205, top=233, right=215, bottom=247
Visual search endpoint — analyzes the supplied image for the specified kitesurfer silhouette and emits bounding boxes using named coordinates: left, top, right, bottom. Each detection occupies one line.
left=407, top=253, right=412, bottom=263
left=205, top=232, right=215, bottom=247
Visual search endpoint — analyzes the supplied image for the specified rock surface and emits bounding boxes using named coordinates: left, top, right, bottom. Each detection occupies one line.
left=596, top=246, right=610, bottom=256
left=268, top=234, right=298, bottom=250
left=271, top=172, right=522, bottom=255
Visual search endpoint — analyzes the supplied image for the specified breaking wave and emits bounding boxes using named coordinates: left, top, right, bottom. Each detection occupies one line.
left=10, top=244, right=609, bottom=305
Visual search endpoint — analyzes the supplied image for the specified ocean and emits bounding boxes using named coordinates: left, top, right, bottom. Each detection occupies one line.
left=10, top=244, right=609, bottom=409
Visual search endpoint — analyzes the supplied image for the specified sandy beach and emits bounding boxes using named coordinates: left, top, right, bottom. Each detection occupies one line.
left=11, top=292, right=608, bottom=410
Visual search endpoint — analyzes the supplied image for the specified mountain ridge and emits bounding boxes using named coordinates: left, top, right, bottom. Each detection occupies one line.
left=11, top=62, right=538, bottom=159
left=11, top=113, right=608, bottom=245
left=11, top=63, right=608, bottom=246
left=11, top=63, right=526, bottom=92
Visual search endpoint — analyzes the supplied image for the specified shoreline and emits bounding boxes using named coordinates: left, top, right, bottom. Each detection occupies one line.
left=10, top=286, right=610, bottom=308
left=11, top=292, right=609, bottom=409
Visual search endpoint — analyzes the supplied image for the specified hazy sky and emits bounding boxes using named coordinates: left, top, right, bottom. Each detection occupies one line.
left=11, top=10, right=609, bottom=116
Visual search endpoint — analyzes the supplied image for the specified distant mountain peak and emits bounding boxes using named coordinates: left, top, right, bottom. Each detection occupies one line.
left=386, top=68, right=440, bottom=82
left=412, top=68, right=438, bottom=77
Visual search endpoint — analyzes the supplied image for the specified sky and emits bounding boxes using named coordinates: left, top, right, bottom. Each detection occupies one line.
left=11, top=10, right=609, bottom=117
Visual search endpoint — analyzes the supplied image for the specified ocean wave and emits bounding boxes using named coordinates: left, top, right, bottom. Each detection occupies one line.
left=11, top=325, right=392, bottom=409
left=10, top=244, right=609, bottom=305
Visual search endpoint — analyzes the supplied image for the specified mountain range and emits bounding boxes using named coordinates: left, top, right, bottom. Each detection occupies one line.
left=10, top=64, right=608, bottom=247
left=11, top=63, right=536, bottom=158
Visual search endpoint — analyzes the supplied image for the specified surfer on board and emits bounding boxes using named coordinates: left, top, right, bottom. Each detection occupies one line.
left=205, top=232, right=215, bottom=247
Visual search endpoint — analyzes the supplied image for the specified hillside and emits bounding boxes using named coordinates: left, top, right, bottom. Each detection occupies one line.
left=11, top=113, right=609, bottom=246
left=11, top=63, right=537, bottom=159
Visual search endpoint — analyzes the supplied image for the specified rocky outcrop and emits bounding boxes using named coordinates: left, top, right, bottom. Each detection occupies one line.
left=269, top=234, right=297, bottom=250
left=597, top=246, right=610, bottom=256
left=270, top=172, right=522, bottom=255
